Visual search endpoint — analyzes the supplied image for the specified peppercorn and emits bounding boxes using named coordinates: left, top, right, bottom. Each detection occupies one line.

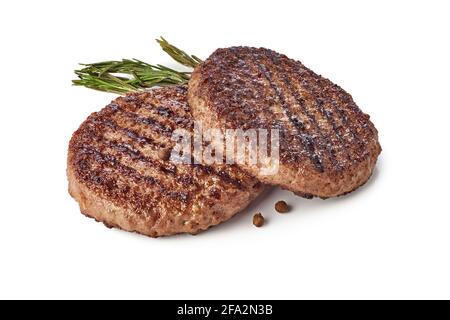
left=253, top=213, right=265, bottom=227
left=275, top=200, right=289, bottom=213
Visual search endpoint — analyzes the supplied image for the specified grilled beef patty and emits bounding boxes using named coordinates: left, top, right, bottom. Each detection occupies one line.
left=68, top=86, right=264, bottom=237
left=188, top=47, right=381, bottom=198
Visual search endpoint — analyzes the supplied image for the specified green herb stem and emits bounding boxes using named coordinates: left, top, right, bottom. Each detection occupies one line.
left=73, top=38, right=201, bottom=94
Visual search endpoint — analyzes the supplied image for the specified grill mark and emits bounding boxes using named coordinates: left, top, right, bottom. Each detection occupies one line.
left=193, top=164, right=245, bottom=190
left=80, top=122, right=206, bottom=200
left=137, top=99, right=191, bottom=124
left=222, top=49, right=300, bottom=163
left=75, top=146, right=190, bottom=203
left=328, top=82, right=364, bottom=116
left=226, top=48, right=322, bottom=169
left=69, top=86, right=265, bottom=235
left=104, top=140, right=202, bottom=190
left=214, top=169, right=244, bottom=189
left=102, top=125, right=246, bottom=192
left=250, top=52, right=324, bottom=172
left=286, top=73, right=353, bottom=164
left=155, top=105, right=174, bottom=117
left=91, top=117, right=165, bottom=149
left=111, top=100, right=191, bottom=134
left=328, top=95, right=371, bottom=150
left=152, top=104, right=192, bottom=127
left=207, top=48, right=374, bottom=164
left=85, top=114, right=244, bottom=193
left=313, top=87, right=363, bottom=159
left=278, top=59, right=355, bottom=163
left=82, top=121, right=203, bottom=190
left=119, top=110, right=174, bottom=136
left=196, top=50, right=289, bottom=187
left=98, top=87, right=247, bottom=193
left=225, top=48, right=302, bottom=147
left=105, top=140, right=178, bottom=176
left=289, top=62, right=364, bottom=153
left=217, top=48, right=276, bottom=126
left=145, top=100, right=190, bottom=115
left=266, top=50, right=341, bottom=170
left=315, top=95, right=355, bottom=159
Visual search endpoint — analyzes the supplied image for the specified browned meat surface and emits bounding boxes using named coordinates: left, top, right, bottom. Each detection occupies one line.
left=68, top=86, right=264, bottom=237
left=188, top=47, right=381, bottom=198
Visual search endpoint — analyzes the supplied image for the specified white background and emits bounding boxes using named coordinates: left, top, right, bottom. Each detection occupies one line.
left=0, top=0, right=449, bottom=299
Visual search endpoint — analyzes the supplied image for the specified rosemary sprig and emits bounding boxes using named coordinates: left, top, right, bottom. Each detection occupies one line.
left=73, top=38, right=201, bottom=94
left=156, top=36, right=202, bottom=68
left=73, top=59, right=190, bottom=94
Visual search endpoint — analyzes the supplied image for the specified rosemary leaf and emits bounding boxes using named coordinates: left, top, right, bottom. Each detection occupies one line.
left=73, top=59, right=190, bottom=94
left=73, top=37, right=202, bottom=94
left=156, top=36, right=202, bottom=68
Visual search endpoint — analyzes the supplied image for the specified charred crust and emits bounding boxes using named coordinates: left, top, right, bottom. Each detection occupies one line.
left=188, top=47, right=381, bottom=198
left=68, top=86, right=264, bottom=237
